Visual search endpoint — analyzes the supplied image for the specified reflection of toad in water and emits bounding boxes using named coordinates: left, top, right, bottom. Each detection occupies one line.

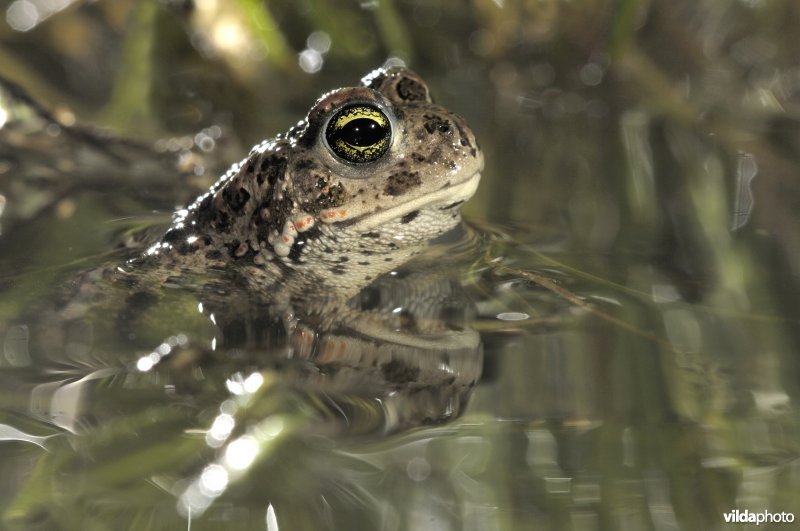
left=2, top=249, right=482, bottom=527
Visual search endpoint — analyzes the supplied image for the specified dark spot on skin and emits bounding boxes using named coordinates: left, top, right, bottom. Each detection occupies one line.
left=257, top=155, right=287, bottom=187
left=384, top=257, right=392, bottom=262
left=361, top=250, right=374, bottom=256
left=162, top=228, right=184, bottom=244
left=364, top=276, right=371, bottom=280
left=288, top=240, right=304, bottom=262
left=423, top=113, right=451, bottom=135
left=362, top=232, right=381, bottom=238
left=324, top=246, right=333, bottom=253
left=384, top=171, right=421, bottom=197
left=357, top=261, right=370, bottom=266
left=381, top=359, right=420, bottom=384
left=412, top=153, right=425, bottom=163
left=193, top=195, right=215, bottom=227
left=317, top=182, right=346, bottom=209
left=222, top=185, right=250, bottom=212
left=396, top=77, right=428, bottom=101
left=454, top=122, right=478, bottom=157
left=215, top=210, right=232, bottom=233
left=338, top=256, right=349, bottom=263
left=329, top=265, right=347, bottom=275
left=400, top=210, right=419, bottom=224
left=388, top=242, right=398, bottom=249
left=289, top=226, right=320, bottom=263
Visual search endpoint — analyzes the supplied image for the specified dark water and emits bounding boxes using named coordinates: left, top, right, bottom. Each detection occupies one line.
left=2, top=1, right=800, bottom=530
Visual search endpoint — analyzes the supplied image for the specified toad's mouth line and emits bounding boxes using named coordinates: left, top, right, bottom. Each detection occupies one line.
left=335, top=171, right=482, bottom=231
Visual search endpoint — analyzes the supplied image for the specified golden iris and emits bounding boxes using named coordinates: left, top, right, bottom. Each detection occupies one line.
left=325, top=104, right=391, bottom=163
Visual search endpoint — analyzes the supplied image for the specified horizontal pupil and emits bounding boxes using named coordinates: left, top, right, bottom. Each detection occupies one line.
left=340, top=118, right=386, bottom=147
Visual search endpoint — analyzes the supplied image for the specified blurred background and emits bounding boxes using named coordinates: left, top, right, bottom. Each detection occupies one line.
left=1, top=1, right=800, bottom=530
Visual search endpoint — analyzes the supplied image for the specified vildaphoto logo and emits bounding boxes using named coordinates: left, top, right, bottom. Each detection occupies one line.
left=723, top=509, right=795, bottom=525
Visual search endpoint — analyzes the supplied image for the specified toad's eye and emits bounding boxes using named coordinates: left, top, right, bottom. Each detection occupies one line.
left=325, top=104, right=391, bottom=163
